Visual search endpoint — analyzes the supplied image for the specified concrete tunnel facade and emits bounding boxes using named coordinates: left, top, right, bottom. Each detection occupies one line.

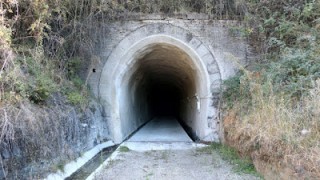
left=99, top=24, right=225, bottom=143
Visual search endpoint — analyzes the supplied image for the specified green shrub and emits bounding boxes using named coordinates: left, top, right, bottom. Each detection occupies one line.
left=13, top=54, right=58, bottom=104
left=222, top=72, right=253, bottom=108
left=67, top=91, right=88, bottom=106
left=223, top=74, right=241, bottom=108
left=71, top=76, right=85, bottom=90
left=67, top=57, right=82, bottom=79
left=29, top=73, right=57, bottom=104
left=118, top=146, right=130, bottom=153
left=269, top=46, right=320, bottom=98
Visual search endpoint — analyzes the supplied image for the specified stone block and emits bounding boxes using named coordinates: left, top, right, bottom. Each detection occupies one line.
left=189, top=37, right=202, bottom=49
left=207, top=64, right=219, bottom=74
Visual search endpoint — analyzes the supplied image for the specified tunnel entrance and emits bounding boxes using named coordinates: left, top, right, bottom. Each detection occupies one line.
left=99, top=33, right=219, bottom=143
left=123, top=44, right=198, bottom=140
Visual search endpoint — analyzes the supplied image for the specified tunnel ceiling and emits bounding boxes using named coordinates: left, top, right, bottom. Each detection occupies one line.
left=132, top=44, right=197, bottom=95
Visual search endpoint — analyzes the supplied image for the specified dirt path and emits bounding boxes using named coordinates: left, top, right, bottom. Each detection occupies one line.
left=89, top=143, right=260, bottom=180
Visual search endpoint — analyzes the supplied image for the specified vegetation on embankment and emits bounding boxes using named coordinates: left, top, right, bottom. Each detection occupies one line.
left=222, top=0, right=320, bottom=179
left=0, top=0, right=105, bottom=178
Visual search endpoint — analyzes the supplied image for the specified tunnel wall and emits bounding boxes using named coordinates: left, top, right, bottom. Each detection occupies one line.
left=88, top=14, right=248, bottom=143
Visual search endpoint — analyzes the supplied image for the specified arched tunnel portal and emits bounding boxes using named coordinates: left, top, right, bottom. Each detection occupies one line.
left=99, top=25, right=222, bottom=143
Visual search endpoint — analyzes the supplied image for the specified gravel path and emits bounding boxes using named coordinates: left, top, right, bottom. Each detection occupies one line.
left=91, top=143, right=260, bottom=180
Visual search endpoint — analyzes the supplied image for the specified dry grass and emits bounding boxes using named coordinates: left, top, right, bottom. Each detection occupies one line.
left=223, top=79, right=320, bottom=179
left=0, top=96, right=85, bottom=178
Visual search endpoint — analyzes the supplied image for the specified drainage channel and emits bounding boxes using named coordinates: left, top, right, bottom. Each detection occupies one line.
left=65, top=145, right=118, bottom=180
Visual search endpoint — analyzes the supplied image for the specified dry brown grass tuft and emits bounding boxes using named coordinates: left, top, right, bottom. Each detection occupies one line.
left=223, top=79, right=320, bottom=179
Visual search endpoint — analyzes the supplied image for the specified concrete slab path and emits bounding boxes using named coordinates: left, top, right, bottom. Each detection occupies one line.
left=86, top=118, right=261, bottom=180
left=88, top=143, right=260, bottom=180
left=128, top=117, right=192, bottom=142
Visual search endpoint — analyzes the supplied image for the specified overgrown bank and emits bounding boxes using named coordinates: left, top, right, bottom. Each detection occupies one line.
left=0, top=0, right=112, bottom=178
left=0, top=46, right=110, bottom=178
left=222, top=0, right=320, bottom=179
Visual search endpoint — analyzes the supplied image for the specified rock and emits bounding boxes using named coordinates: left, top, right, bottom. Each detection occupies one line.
left=12, top=144, right=21, bottom=157
left=1, top=148, right=10, bottom=159
left=301, top=129, right=311, bottom=136
left=0, top=168, right=6, bottom=179
left=81, top=123, right=88, bottom=128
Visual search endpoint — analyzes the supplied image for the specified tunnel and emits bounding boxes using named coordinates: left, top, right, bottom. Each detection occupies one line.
left=99, top=33, right=218, bottom=143
left=119, top=43, right=201, bottom=141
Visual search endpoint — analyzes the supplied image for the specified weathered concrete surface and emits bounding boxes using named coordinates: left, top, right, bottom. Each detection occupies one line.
left=128, top=117, right=192, bottom=142
left=46, top=141, right=115, bottom=180
left=89, top=143, right=259, bottom=180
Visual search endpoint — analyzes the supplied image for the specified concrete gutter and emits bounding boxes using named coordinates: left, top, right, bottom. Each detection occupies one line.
left=86, top=145, right=122, bottom=180
left=46, top=141, right=115, bottom=180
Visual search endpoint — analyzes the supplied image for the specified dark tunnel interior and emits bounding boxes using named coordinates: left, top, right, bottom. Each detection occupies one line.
left=121, top=44, right=199, bottom=139
left=147, top=80, right=182, bottom=118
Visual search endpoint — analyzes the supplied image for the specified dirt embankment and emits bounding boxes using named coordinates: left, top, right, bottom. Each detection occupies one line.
left=222, top=111, right=320, bottom=180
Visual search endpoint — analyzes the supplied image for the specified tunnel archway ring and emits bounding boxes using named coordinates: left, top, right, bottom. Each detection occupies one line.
left=99, top=24, right=221, bottom=143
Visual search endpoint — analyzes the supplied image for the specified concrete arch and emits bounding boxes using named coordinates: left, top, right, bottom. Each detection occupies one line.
left=99, top=23, right=221, bottom=143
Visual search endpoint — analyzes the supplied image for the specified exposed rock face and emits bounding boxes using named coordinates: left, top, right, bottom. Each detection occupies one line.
left=0, top=93, right=110, bottom=179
